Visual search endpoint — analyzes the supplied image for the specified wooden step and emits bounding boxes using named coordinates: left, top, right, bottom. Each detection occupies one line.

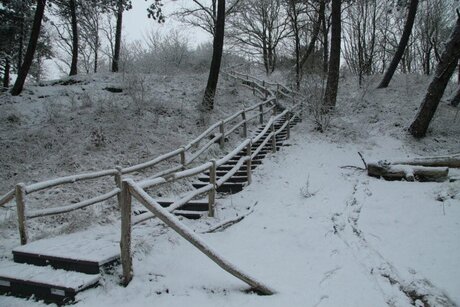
left=157, top=199, right=208, bottom=212
left=217, top=164, right=258, bottom=171
left=192, top=182, right=245, bottom=193
left=0, top=262, right=100, bottom=304
left=198, top=174, right=248, bottom=183
left=13, top=230, right=120, bottom=275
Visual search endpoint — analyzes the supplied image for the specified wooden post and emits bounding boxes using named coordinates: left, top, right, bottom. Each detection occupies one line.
left=262, top=80, right=265, bottom=87
left=287, top=116, right=291, bottom=140
left=242, top=111, right=247, bottom=138
left=259, top=105, right=264, bottom=124
left=208, top=159, right=217, bottom=217
left=271, top=123, right=277, bottom=153
left=114, top=167, right=123, bottom=209
left=252, top=84, right=255, bottom=95
left=180, top=147, right=186, bottom=169
left=246, top=141, right=252, bottom=185
left=15, top=183, right=27, bottom=245
left=219, top=121, right=225, bottom=149
left=120, top=180, right=133, bottom=286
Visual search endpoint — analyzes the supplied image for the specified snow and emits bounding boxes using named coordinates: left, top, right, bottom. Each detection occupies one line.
left=1, top=72, right=460, bottom=306
left=0, top=262, right=100, bottom=291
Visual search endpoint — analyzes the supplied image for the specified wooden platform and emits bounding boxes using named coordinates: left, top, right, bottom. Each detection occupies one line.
left=0, top=262, right=100, bottom=304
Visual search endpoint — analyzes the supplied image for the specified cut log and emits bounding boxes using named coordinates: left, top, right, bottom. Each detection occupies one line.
left=367, top=161, right=449, bottom=182
left=392, top=153, right=460, bottom=168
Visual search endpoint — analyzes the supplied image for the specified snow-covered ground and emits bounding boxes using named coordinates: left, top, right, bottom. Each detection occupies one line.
left=0, top=72, right=459, bottom=306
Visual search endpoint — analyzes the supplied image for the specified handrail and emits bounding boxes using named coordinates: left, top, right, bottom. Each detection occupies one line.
left=25, top=169, right=118, bottom=194
left=27, top=188, right=120, bottom=219
left=2, top=70, right=302, bottom=245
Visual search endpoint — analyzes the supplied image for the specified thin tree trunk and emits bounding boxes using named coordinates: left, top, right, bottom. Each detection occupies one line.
left=3, top=58, right=10, bottom=88
left=17, top=1, right=25, bottom=71
left=377, top=0, right=419, bottom=88
left=323, top=0, right=341, bottom=110
left=299, top=0, right=324, bottom=77
left=202, top=0, right=225, bottom=111
left=321, top=4, right=328, bottom=75
left=11, top=0, right=46, bottom=96
left=409, top=14, right=460, bottom=138
left=112, top=0, right=123, bottom=72
left=69, top=0, right=78, bottom=76
left=450, top=86, right=460, bottom=107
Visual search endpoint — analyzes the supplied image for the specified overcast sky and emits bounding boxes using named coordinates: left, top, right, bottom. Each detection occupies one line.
left=124, top=0, right=210, bottom=46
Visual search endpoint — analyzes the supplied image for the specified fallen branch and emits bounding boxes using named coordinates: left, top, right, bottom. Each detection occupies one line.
left=203, top=202, right=259, bottom=234
left=392, top=153, right=460, bottom=168
left=367, top=161, right=449, bottom=182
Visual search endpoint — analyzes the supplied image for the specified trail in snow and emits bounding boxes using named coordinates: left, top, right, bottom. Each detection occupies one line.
left=331, top=179, right=456, bottom=307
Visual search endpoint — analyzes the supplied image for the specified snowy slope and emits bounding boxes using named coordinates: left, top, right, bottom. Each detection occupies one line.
left=1, top=72, right=459, bottom=306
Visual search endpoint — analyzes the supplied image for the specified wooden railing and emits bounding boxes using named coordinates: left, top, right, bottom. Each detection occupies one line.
left=0, top=72, right=303, bottom=245
left=119, top=100, right=303, bottom=289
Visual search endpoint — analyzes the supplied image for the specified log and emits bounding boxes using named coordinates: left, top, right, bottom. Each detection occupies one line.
left=367, top=161, right=449, bottom=182
left=392, top=153, right=460, bottom=168
left=127, top=180, right=275, bottom=295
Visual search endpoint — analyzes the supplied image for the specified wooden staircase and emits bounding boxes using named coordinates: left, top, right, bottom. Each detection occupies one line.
left=0, top=99, right=302, bottom=305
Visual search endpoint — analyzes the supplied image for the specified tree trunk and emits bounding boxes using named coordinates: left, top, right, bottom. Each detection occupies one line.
left=323, top=0, right=341, bottom=110
left=377, top=0, right=419, bottom=88
left=299, top=0, right=324, bottom=78
left=17, top=2, right=25, bottom=72
left=112, top=0, right=123, bottom=73
left=69, top=0, right=78, bottom=76
left=3, top=58, right=10, bottom=88
left=451, top=86, right=460, bottom=107
left=321, top=4, right=328, bottom=75
left=202, top=0, right=225, bottom=111
left=409, top=15, right=460, bottom=138
left=11, top=0, right=46, bottom=96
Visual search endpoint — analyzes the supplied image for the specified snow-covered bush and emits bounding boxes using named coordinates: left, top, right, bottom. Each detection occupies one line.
left=300, top=75, right=331, bottom=132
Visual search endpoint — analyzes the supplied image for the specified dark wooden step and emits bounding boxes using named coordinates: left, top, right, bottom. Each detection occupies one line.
left=0, top=262, right=100, bottom=305
left=12, top=232, right=120, bottom=275
left=198, top=174, right=248, bottom=183
left=157, top=199, right=209, bottom=212
left=192, top=182, right=245, bottom=193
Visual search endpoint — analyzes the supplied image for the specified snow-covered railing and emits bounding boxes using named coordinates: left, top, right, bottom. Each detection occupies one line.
left=119, top=179, right=276, bottom=294
left=0, top=72, right=302, bottom=246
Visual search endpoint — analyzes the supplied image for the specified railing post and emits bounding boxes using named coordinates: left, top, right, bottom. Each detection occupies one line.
left=259, top=105, right=264, bottom=124
left=241, top=110, right=248, bottom=138
left=246, top=141, right=252, bottom=185
left=180, top=147, right=186, bottom=169
left=252, top=83, right=255, bottom=95
left=208, top=160, right=217, bottom=217
left=15, top=183, right=27, bottom=245
left=219, top=121, right=225, bottom=149
left=271, top=123, right=277, bottom=153
left=115, top=167, right=123, bottom=209
left=120, top=180, right=133, bottom=286
left=287, top=116, right=291, bottom=140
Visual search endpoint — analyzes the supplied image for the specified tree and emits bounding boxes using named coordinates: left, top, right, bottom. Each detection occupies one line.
left=203, top=0, right=226, bottom=110
left=408, top=12, right=460, bottom=138
left=11, top=0, right=47, bottom=96
left=377, top=0, right=419, bottom=88
left=229, top=0, right=290, bottom=74
left=323, top=0, right=341, bottom=110
left=174, top=0, right=240, bottom=110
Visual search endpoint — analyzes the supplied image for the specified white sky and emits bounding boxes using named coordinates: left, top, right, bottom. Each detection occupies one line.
left=124, top=0, right=211, bottom=47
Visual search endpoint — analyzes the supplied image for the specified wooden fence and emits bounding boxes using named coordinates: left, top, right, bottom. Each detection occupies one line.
left=0, top=72, right=303, bottom=245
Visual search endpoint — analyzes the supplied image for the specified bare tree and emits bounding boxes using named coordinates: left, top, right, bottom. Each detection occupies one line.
left=203, top=0, right=226, bottom=110
left=377, top=0, right=419, bottom=88
left=409, top=12, right=460, bottom=138
left=229, top=0, right=290, bottom=74
left=11, top=0, right=47, bottom=96
left=322, top=0, right=341, bottom=110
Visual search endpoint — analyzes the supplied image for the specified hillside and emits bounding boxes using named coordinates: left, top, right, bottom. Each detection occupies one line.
left=0, top=72, right=459, bottom=306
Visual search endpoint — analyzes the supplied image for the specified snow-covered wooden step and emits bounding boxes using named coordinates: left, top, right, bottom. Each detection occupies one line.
left=13, top=230, right=120, bottom=274
left=157, top=199, right=209, bottom=211
left=0, top=262, right=100, bottom=304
